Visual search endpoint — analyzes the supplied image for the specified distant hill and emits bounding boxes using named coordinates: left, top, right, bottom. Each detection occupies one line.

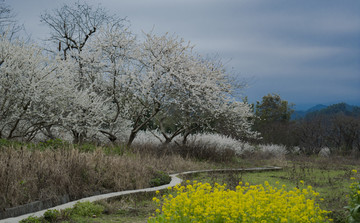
left=291, top=104, right=327, bottom=120
left=291, top=103, right=360, bottom=120
left=307, top=103, right=360, bottom=117
left=306, top=104, right=328, bottom=113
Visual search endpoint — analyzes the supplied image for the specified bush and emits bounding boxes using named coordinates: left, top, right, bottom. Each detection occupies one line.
left=70, top=201, right=104, bottom=217
left=43, top=209, right=60, bottom=222
left=19, top=215, right=44, bottom=223
left=186, top=133, right=244, bottom=155
left=149, top=181, right=332, bottom=222
left=149, top=171, right=171, bottom=187
left=19, top=202, right=103, bottom=222
left=132, top=131, right=292, bottom=161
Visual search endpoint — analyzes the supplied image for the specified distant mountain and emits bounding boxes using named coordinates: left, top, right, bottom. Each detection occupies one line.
left=306, top=104, right=328, bottom=113
left=308, top=103, right=360, bottom=117
left=291, top=104, right=328, bottom=120
left=291, top=103, right=360, bottom=120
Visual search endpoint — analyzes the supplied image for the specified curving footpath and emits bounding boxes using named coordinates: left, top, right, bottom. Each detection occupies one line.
left=1, top=167, right=281, bottom=223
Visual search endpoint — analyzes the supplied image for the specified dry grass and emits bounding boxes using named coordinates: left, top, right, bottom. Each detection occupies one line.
left=132, top=142, right=237, bottom=163
left=0, top=145, right=211, bottom=210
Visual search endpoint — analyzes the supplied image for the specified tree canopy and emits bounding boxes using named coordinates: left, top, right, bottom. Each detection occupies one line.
left=0, top=1, right=257, bottom=145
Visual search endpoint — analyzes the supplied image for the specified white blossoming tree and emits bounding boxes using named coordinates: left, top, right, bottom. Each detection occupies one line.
left=0, top=35, right=110, bottom=143
left=40, top=1, right=128, bottom=143
left=152, top=51, right=257, bottom=145
left=1, top=0, right=257, bottom=145
left=0, top=36, right=60, bottom=140
left=83, top=24, right=136, bottom=142
left=120, top=32, right=257, bottom=145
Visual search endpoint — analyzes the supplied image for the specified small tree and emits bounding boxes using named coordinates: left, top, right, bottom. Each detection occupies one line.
left=255, top=93, right=293, bottom=123
left=40, top=2, right=128, bottom=143
left=254, top=93, right=294, bottom=145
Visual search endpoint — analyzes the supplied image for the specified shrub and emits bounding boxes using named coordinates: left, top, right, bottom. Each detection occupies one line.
left=149, top=181, right=332, bottom=223
left=149, top=171, right=172, bottom=187
left=257, top=144, right=287, bottom=158
left=43, top=209, right=60, bottom=222
left=318, top=147, right=331, bottom=157
left=186, top=133, right=244, bottom=155
left=132, top=131, right=291, bottom=160
left=70, top=201, right=104, bottom=217
left=19, top=215, right=44, bottom=223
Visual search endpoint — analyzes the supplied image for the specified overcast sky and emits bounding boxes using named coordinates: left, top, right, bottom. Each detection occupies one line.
left=7, top=0, right=360, bottom=110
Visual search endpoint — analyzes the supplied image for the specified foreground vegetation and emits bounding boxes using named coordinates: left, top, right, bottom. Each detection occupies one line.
left=19, top=163, right=359, bottom=222
left=0, top=139, right=215, bottom=211
left=3, top=138, right=357, bottom=223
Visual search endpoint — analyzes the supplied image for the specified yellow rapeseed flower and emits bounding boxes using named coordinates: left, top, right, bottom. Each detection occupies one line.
left=148, top=180, right=331, bottom=223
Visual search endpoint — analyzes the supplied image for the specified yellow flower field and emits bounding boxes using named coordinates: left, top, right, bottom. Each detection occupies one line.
left=149, top=181, right=332, bottom=223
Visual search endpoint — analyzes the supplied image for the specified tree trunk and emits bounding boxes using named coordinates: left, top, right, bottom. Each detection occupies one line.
left=72, top=130, right=85, bottom=144
left=100, top=130, right=117, bottom=142
left=127, top=105, right=161, bottom=147
left=182, top=131, right=191, bottom=145
left=44, top=126, right=56, bottom=140
left=127, top=131, right=137, bottom=147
